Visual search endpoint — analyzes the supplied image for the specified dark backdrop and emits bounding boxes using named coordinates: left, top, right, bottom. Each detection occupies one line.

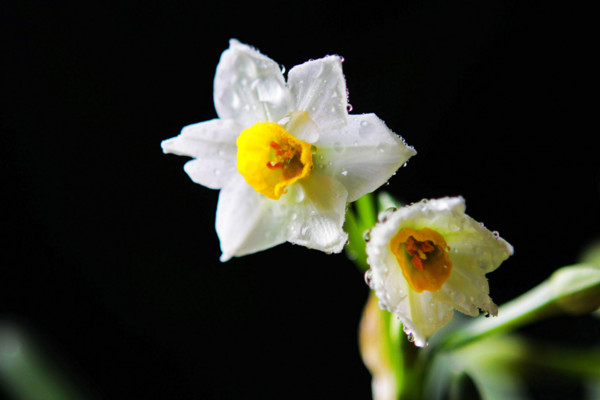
left=3, top=1, right=598, bottom=399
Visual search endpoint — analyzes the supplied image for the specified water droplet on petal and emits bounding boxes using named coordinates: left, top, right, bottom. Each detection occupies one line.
left=341, top=170, right=348, bottom=176
left=213, top=168, right=221, bottom=176
left=452, top=290, right=466, bottom=304
left=377, top=207, right=397, bottom=223
left=301, top=225, right=310, bottom=236
left=359, top=120, right=376, bottom=137
left=364, top=269, right=374, bottom=287
left=333, top=142, right=344, bottom=153
left=294, top=186, right=305, bottom=202
left=346, top=104, right=353, bottom=112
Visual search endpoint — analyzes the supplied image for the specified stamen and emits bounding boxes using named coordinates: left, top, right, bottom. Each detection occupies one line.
left=266, top=161, right=284, bottom=170
left=390, top=227, right=453, bottom=292
left=270, top=141, right=282, bottom=151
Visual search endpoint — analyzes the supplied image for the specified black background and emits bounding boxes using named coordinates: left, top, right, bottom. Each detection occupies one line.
left=2, top=1, right=598, bottom=399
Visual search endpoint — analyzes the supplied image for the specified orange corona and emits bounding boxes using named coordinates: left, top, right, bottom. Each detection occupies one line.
left=390, top=227, right=453, bottom=292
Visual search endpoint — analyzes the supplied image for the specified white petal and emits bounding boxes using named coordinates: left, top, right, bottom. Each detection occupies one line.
left=315, top=114, right=416, bottom=202
left=278, top=111, right=320, bottom=143
left=440, top=250, right=500, bottom=317
left=287, top=172, right=349, bottom=254
left=444, top=215, right=514, bottom=274
left=161, top=119, right=240, bottom=189
left=287, top=56, right=348, bottom=131
left=400, top=290, right=455, bottom=347
left=214, top=39, right=293, bottom=127
left=215, top=174, right=289, bottom=261
left=366, top=219, right=454, bottom=347
left=365, top=197, right=512, bottom=345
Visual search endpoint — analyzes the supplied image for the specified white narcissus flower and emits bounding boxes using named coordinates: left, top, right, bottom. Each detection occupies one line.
left=162, top=40, right=416, bottom=261
left=365, top=197, right=513, bottom=347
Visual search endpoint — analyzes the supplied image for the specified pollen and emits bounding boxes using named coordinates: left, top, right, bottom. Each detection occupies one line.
left=390, top=227, right=453, bottom=292
left=236, top=122, right=313, bottom=200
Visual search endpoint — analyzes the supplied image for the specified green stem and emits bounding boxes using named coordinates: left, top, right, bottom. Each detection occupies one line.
left=437, top=264, right=600, bottom=352
left=438, top=280, right=557, bottom=352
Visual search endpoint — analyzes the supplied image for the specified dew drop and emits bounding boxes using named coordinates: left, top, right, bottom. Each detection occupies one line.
left=359, top=120, right=375, bottom=137
left=376, top=143, right=387, bottom=153
left=280, top=64, right=286, bottom=74
left=333, top=142, right=344, bottom=153
left=363, top=229, right=371, bottom=242
left=217, top=149, right=225, bottom=157
left=301, top=225, right=310, bottom=236
left=364, top=269, right=374, bottom=287
left=341, top=170, right=348, bottom=176
left=407, top=333, right=415, bottom=343
left=452, top=291, right=466, bottom=304
left=213, top=168, right=221, bottom=176
left=492, top=231, right=500, bottom=238
left=448, top=223, right=460, bottom=232
left=291, top=212, right=298, bottom=221
left=294, top=186, right=305, bottom=202
left=377, top=207, right=397, bottom=223
left=346, top=104, right=353, bottom=112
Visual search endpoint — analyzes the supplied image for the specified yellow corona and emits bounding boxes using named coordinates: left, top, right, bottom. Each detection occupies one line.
left=236, top=122, right=313, bottom=200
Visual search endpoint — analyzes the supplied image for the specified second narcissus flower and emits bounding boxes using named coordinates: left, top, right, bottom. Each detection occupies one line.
left=162, top=40, right=416, bottom=261
left=365, top=197, right=513, bottom=347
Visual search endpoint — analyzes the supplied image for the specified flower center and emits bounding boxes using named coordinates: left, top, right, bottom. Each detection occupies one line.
left=390, top=227, right=453, bottom=292
left=236, top=122, right=313, bottom=200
